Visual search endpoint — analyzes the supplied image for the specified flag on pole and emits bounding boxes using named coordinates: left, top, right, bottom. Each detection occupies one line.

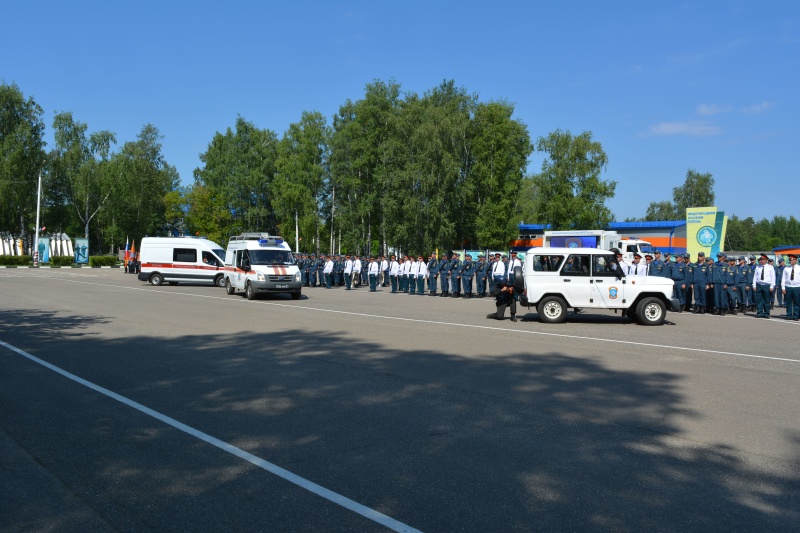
left=124, top=236, right=130, bottom=266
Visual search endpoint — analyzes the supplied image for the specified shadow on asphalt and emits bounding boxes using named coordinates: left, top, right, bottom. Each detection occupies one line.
left=1, top=307, right=797, bottom=531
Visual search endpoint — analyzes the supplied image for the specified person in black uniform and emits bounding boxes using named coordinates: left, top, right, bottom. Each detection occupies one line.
left=486, top=277, right=517, bottom=322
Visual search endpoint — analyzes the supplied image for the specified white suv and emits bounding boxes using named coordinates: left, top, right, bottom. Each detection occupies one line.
left=514, top=247, right=679, bottom=325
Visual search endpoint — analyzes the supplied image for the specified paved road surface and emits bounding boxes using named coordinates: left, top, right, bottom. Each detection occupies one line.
left=1, top=269, right=798, bottom=531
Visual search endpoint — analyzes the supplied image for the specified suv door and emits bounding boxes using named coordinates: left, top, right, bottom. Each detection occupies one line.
left=560, top=254, right=593, bottom=306
left=591, top=254, right=626, bottom=307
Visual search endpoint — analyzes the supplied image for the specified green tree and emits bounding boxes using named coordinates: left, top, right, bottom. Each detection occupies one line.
left=0, top=83, right=46, bottom=247
left=672, top=169, right=715, bottom=217
left=50, top=111, right=117, bottom=240
left=469, top=101, right=532, bottom=248
left=105, top=124, right=179, bottom=246
left=532, top=130, right=616, bottom=230
left=272, top=111, right=330, bottom=252
left=193, top=116, right=279, bottom=238
left=644, top=200, right=678, bottom=221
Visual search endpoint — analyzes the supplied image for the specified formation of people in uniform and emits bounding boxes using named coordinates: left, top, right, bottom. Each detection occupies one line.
left=612, top=248, right=800, bottom=321
left=293, top=248, right=800, bottom=322
left=295, top=250, right=522, bottom=299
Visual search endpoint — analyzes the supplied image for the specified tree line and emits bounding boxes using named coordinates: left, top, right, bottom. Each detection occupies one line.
left=2, top=80, right=794, bottom=257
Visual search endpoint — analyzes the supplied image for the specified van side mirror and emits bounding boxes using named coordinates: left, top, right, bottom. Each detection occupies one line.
left=241, top=260, right=251, bottom=272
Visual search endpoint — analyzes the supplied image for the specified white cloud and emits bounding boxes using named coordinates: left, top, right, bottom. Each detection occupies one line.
left=696, top=103, right=731, bottom=116
left=646, top=121, right=723, bottom=137
left=741, top=101, right=775, bottom=114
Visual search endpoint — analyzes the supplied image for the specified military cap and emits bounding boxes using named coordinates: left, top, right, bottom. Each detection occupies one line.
left=788, top=253, right=797, bottom=259
left=611, top=248, right=621, bottom=255
left=644, top=253, right=653, bottom=259
left=478, top=254, right=484, bottom=258
left=698, top=251, right=705, bottom=257
left=759, top=253, right=769, bottom=260
left=683, top=253, right=691, bottom=259
left=717, top=252, right=725, bottom=258
left=633, top=252, right=642, bottom=258
left=738, top=255, right=745, bottom=261
left=654, top=250, right=661, bottom=255
left=779, top=259, right=785, bottom=264
left=466, top=254, right=472, bottom=258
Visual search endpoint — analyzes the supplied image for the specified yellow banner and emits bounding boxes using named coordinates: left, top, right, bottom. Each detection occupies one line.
left=686, top=207, right=727, bottom=259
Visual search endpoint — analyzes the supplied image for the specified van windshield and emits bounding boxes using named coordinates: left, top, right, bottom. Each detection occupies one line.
left=249, top=250, right=295, bottom=265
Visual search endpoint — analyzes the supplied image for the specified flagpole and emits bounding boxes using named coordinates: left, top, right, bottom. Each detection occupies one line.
left=34, top=170, right=42, bottom=267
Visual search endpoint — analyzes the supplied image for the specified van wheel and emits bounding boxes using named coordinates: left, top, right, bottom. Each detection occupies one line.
left=149, top=273, right=163, bottom=286
left=636, top=297, right=665, bottom=325
left=537, top=295, right=567, bottom=323
left=291, top=291, right=301, bottom=300
left=245, top=281, right=256, bottom=300
left=215, top=274, right=226, bottom=288
left=225, top=278, right=235, bottom=295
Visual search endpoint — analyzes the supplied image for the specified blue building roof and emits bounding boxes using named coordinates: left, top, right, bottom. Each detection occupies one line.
left=519, top=221, right=686, bottom=231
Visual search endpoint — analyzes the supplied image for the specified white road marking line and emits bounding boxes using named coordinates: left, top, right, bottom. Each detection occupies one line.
left=6, top=273, right=800, bottom=364
left=0, top=339, right=422, bottom=533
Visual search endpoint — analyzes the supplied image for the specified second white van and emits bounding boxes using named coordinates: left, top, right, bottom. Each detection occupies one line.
left=138, top=237, right=226, bottom=287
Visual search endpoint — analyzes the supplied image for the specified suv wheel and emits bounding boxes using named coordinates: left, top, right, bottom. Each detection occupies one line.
left=225, top=278, right=235, bottom=295
left=537, top=295, right=567, bottom=324
left=215, top=274, right=225, bottom=288
left=636, top=297, right=665, bottom=325
left=149, top=273, right=163, bottom=286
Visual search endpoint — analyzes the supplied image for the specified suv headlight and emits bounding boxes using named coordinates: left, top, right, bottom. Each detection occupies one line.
left=257, top=272, right=266, bottom=281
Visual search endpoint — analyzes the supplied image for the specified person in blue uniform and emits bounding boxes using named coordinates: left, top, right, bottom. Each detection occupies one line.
left=774, top=259, right=785, bottom=308
left=450, top=252, right=462, bottom=298
left=734, top=256, right=748, bottom=313
left=690, top=252, right=709, bottom=313
left=669, top=253, right=687, bottom=312
left=427, top=252, right=439, bottom=295
left=460, top=254, right=475, bottom=298
left=708, top=252, right=728, bottom=314
left=723, top=256, right=739, bottom=314
left=682, top=253, right=693, bottom=311
left=744, top=255, right=757, bottom=311
left=439, top=252, right=451, bottom=297
left=475, top=254, right=488, bottom=297
left=306, top=254, right=317, bottom=286
left=650, top=250, right=667, bottom=277
left=753, top=253, right=776, bottom=318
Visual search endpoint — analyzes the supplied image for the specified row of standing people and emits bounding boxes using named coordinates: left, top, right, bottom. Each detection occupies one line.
left=295, top=251, right=523, bottom=296
left=614, top=249, right=800, bottom=320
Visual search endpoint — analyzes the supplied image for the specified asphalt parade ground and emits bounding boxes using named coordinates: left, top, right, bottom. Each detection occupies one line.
left=1, top=269, right=799, bottom=532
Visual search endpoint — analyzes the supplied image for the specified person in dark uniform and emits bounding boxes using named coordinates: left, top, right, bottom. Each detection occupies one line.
left=439, top=252, right=452, bottom=297
left=476, top=254, right=488, bottom=297
left=691, top=252, right=708, bottom=313
left=427, top=252, right=439, bottom=295
left=650, top=250, right=667, bottom=277
left=669, top=253, right=687, bottom=312
left=682, top=253, right=693, bottom=311
left=486, top=277, right=517, bottom=322
left=460, top=254, right=474, bottom=298
left=724, top=256, right=739, bottom=314
left=450, top=252, right=462, bottom=298
left=710, top=252, right=728, bottom=315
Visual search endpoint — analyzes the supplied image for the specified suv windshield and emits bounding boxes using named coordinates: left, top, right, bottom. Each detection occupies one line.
left=249, top=250, right=295, bottom=265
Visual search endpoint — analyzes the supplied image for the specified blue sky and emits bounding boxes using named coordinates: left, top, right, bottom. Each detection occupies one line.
left=2, top=1, right=797, bottom=222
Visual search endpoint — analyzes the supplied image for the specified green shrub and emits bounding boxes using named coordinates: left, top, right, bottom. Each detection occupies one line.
left=0, top=255, right=32, bottom=266
left=48, top=256, right=74, bottom=267
left=88, top=255, right=119, bottom=267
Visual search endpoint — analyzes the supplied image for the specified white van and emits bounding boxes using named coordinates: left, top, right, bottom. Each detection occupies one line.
left=223, top=233, right=302, bottom=300
left=138, top=237, right=226, bottom=287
